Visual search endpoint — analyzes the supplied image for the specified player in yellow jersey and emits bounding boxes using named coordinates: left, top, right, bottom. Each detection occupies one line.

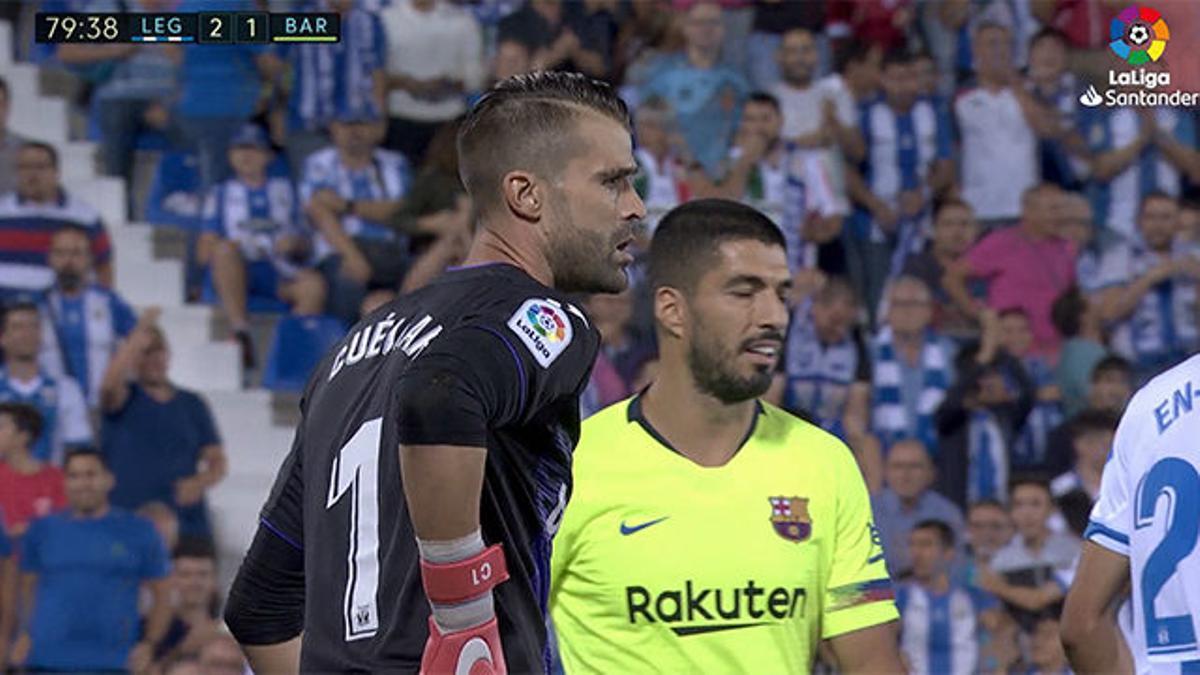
left=550, top=199, right=901, bottom=674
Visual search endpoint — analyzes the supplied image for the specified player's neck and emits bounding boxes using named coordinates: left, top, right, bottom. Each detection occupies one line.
left=460, top=226, right=553, bottom=288
left=640, top=374, right=758, bottom=468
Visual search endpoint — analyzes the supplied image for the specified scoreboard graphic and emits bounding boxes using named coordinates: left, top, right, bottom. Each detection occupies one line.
left=35, top=12, right=340, bottom=44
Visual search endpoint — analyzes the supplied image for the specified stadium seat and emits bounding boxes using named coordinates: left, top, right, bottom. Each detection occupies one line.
left=144, top=150, right=206, bottom=231
left=262, top=314, right=347, bottom=392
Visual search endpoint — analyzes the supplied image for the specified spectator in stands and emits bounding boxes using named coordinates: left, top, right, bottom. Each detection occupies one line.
left=39, top=224, right=136, bottom=408
left=172, top=1, right=273, bottom=188
left=902, top=198, right=981, bottom=343
left=0, top=77, right=28, bottom=195
left=272, top=0, right=387, bottom=174
left=640, top=1, right=749, bottom=178
left=13, top=449, right=171, bottom=673
left=490, top=38, right=534, bottom=86
left=1095, top=192, right=1200, bottom=382
left=944, top=184, right=1077, bottom=360
left=380, top=0, right=484, bottom=163
left=958, top=499, right=1014, bottom=587
left=873, top=440, right=965, bottom=577
left=1084, top=74, right=1200, bottom=244
left=1050, top=408, right=1117, bottom=503
left=1043, top=355, right=1134, bottom=477
left=580, top=288, right=654, bottom=418
left=1056, top=192, right=1102, bottom=293
left=998, top=308, right=1062, bottom=474
left=0, top=519, right=12, bottom=667
left=0, top=404, right=65, bottom=538
left=99, top=312, right=227, bottom=540
left=0, top=303, right=92, bottom=464
left=870, top=275, right=955, bottom=453
left=158, top=538, right=221, bottom=662
left=830, top=39, right=883, bottom=107
left=58, top=1, right=180, bottom=198
left=710, top=92, right=842, bottom=267
left=775, top=276, right=879, bottom=485
left=979, top=477, right=1080, bottom=630
left=1027, top=616, right=1071, bottom=674
left=827, top=0, right=915, bottom=53
left=498, top=0, right=609, bottom=78
left=954, top=23, right=1040, bottom=230
left=632, top=97, right=692, bottom=233
left=0, top=142, right=112, bottom=302
left=302, top=102, right=412, bottom=325
left=197, top=124, right=324, bottom=371
left=1050, top=285, right=1106, bottom=418
left=770, top=28, right=862, bottom=194
left=896, top=519, right=997, bottom=674
left=1025, top=28, right=1087, bottom=190
left=848, top=48, right=955, bottom=313
left=936, top=316, right=1035, bottom=509
left=137, top=501, right=180, bottom=557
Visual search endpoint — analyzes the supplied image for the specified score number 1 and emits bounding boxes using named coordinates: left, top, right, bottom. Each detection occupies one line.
left=237, top=13, right=269, bottom=44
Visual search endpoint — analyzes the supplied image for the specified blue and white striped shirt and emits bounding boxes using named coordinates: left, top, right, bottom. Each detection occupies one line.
left=38, top=285, right=136, bottom=408
left=283, top=7, right=385, bottom=134
left=300, top=146, right=411, bottom=261
left=1084, top=108, right=1195, bottom=244
left=897, top=581, right=997, bottom=675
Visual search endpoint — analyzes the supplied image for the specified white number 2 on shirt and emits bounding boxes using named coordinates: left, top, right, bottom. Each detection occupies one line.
left=327, top=418, right=382, bottom=642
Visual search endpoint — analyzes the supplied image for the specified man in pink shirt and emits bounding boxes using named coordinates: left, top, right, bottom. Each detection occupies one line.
left=944, top=184, right=1076, bottom=361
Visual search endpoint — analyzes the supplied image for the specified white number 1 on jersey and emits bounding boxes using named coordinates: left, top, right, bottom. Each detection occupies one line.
left=328, top=418, right=383, bottom=642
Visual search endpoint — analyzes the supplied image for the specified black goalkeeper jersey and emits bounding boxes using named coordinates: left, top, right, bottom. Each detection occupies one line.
left=257, top=263, right=600, bottom=673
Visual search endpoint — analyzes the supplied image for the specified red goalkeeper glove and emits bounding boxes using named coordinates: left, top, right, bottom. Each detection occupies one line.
left=419, top=543, right=510, bottom=675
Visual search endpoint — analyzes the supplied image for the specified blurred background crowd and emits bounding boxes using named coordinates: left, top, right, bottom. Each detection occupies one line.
left=0, top=0, right=1199, bottom=671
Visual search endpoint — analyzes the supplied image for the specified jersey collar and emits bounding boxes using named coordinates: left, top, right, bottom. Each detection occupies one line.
left=625, top=390, right=764, bottom=464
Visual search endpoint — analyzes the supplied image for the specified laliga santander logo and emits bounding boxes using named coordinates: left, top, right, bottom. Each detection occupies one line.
left=1080, top=4, right=1195, bottom=107
left=1109, top=5, right=1169, bottom=65
left=526, top=303, right=567, bottom=342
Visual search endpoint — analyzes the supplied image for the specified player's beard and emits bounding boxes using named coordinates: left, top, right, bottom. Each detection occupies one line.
left=543, top=191, right=631, bottom=294
left=687, top=326, right=777, bottom=404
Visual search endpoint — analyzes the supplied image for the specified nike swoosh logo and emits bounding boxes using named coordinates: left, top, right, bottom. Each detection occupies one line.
left=672, top=622, right=770, bottom=636
left=620, top=516, right=669, bottom=536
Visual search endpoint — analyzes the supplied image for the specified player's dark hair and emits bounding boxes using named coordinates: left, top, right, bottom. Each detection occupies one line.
left=1056, top=490, right=1091, bottom=539
left=814, top=275, right=855, bottom=305
left=912, top=519, right=956, bottom=549
left=1091, top=355, right=1132, bottom=382
left=20, top=140, right=59, bottom=169
left=174, top=536, right=217, bottom=561
left=1051, top=284, right=1086, bottom=338
left=64, top=447, right=109, bottom=472
left=745, top=91, right=781, bottom=113
left=0, top=402, right=43, bottom=445
left=1030, top=27, right=1068, bottom=51
left=1069, top=408, right=1120, bottom=442
left=1008, top=474, right=1052, bottom=499
left=648, top=199, right=786, bottom=293
left=1, top=301, right=40, bottom=332
left=457, top=71, right=631, bottom=212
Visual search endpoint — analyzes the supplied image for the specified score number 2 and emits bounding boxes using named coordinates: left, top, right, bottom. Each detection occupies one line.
left=1135, top=458, right=1200, bottom=656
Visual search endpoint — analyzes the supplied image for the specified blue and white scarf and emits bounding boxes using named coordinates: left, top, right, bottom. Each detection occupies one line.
left=871, top=327, right=951, bottom=453
left=968, top=409, right=1008, bottom=504
left=1013, top=357, right=1063, bottom=470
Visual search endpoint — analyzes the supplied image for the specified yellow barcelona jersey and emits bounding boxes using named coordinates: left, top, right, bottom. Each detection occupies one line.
left=549, top=396, right=898, bottom=674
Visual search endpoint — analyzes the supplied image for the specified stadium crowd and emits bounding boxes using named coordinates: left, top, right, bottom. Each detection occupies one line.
left=0, top=0, right=1198, bottom=671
